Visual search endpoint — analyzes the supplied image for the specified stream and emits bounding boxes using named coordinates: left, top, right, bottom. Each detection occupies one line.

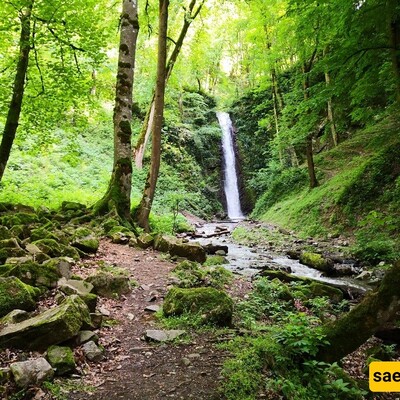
left=193, top=221, right=368, bottom=293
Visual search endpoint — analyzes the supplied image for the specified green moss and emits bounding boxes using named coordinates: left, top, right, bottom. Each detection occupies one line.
left=85, top=271, right=131, bottom=299
left=47, top=345, right=76, bottom=376
left=203, top=255, right=228, bottom=266
left=163, top=287, right=233, bottom=326
left=0, top=277, right=40, bottom=317
left=308, top=282, right=343, bottom=303
left=300, top=252, right=332, bottom=273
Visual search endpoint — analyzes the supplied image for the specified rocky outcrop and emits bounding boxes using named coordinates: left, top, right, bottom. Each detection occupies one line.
left=163, top=287, right=233, bottom=326
left=0, top=295, right=91, bottom=350
left=0, top=277, right=40, bottom=317
left=154, top=235, right=206, bottom=263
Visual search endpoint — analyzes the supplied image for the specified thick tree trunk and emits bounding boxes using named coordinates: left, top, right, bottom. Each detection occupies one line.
left=133, top=0, right=204, bottom=169
left=0, top=0, right=34, bottom=182
left=317, top=262, right=400, bottom=363
left=93, top=0, right=139, bottom=221
left=389, top=20, right=400, bottom=104
left=135, top=0, right=169, bottom=231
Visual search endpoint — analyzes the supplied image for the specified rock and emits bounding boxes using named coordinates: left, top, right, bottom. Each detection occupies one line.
left=2, top=260, right=61, bottom=288
left=101, top=218, right=120, bottom=233
left=82, top=341, right=104, bottom=362
left=203, top=243, right=229, bottom=255
left=0, top=277, right=40, bottom=318
left=58, top=277, right=94, bottom=296
left=215, top=250, right=226, bottom=256
left=356, top=271, right=372, bottom=281
left=137, top=233, right=154, bottom=249
left=76, top=330, right=99, bottom=345
left=107, top=226, right=136, bottom=244
left=145, top=330, right=186, bottom=343
left=0, top=226, right=12, bottom=241
left=154, top=235, right=207, bottom=263
left=0, top=367, right=11, bottom=385
left=0, top=212, right=39, bottom=229
left=61, top=201, right=87, bottom=212
left=0, top=238, right=22, bottom=249
left=286, top=250, right=301, bottom=260
left=5, top=256, right=33, bottom=264
left=145, top=305, right=161, bottom=313
left=308, top=282, right=344, bottom=303
left=300, top=252, right=335, bottom=275
left=10, top=358, right=54, bottom=388
left=72, top=228, right=99, bottom=254
left=44, top=257, right=73, bottom=280
left=90, top=312, right=103, bottom=328
left=257, top=269, right=307, bottom=283
left=1, top=309, right=30, bottom=325
left=163, top=287, right=233, bottom=326
left=85, top=270, right=131, bottom=299
left=47, top=345, right=76, bottom=376
left=0, top=295, right=91, bottom=350
left=31, top=239, right=80, bottom=260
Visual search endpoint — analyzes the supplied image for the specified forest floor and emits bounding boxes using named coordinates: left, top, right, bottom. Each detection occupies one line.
left=65, top=239, right=253, bottom=400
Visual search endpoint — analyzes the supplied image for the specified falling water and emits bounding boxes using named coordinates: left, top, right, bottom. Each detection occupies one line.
left=217, top=111, right=244, bottom=220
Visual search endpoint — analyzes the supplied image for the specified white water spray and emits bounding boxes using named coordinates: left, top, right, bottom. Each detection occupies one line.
left=217, top=111, right=244, bottom=220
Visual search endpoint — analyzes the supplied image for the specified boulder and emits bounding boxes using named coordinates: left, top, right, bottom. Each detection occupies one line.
left=0, top=226, right=12, bottom=241
left=154, top=235, right=206, bottom=263
left=137, top=233, right=154, bottom=249
left=71, top=227, right=99, bottom=254
left=300, top=252, right=335, bottom=275
left=10, top=358, right=54, bottom=388
left=85, top=270, right=131, bottom=299
left=61, top=201, right=87, bottom=212
left=0, top=277, right=40, bottom=317
left=163, top=287, right=233, bottom=326
left=308, top=282, right=344, bottom=303
left=0, top=212, right=39, bottom=228
left=203, top=243, right=229, bottom=255
left=47, top=345, right=76, bottom=376
left=1, top=309, right=30, bottom=325
left=82, top=341, right=104, bottom=362
left=31, top=239, right=80, bottom=260
left=43, top=258, right=73, bottom=280
left=2, top=261, right=61, bottom=288
left=76, top=330, right=99, bottom=345
left=107, top=226, right=136, bottom=244
left=0, top=295, right=91, bottom=350
left=58, top=278, right=94, bottom=296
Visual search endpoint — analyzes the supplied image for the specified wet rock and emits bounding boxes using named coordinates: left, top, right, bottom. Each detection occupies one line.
left=0, top=277, right=40, bottom=318
left=145, top=330, right=186, bottom=343
left=300, top=252, right=335, bottom=275
left=10, top=358, right=54, bottom=388
left=0, top=295, right=91, bottom=350
left=356, top=271, right=372, bottom=281
left=163, top=287, right=233, bottom=326
left=203, top=243, right=229, bottom=255
left=47, top=345, right=76, bottom=376
left=82, top=341, right=104, bottom=362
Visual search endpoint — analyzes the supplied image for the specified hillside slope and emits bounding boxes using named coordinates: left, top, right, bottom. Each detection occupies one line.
left=252, top=115, right=400, bottom=264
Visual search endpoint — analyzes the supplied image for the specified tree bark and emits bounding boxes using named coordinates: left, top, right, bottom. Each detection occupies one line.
left=389, top=19, right=400, bottom=104
left=317, top=262, right=400, bottom=363
left=135, top=0, right=169, bottom=231
left=93, top=0, right=139, bottom=221
left=0, top=0, right=34, bottom=182
left=133, top=0, right=204, bottom=169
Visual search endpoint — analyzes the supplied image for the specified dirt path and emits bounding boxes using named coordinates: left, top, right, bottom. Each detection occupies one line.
left=68, top=240, right=252, bottom=400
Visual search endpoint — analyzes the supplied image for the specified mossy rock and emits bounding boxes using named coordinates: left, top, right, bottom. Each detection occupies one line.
left=0, top=213, right=39, bottom=228
left=47, top=345, right=76, bottom=376
left=85, top=270, right=131, bottom=299
left=31, top=239, right=80, bottom=260
left=0, top=238, right=22, bottom=250
left=154, top=235, right=206, bottom=263
left=61, top=202, right=87, bottom=212
left=163, top=287, right=233, bottom=326
left=137, top=233, right=154, bottom=249
left=102, top=218, right=120, bottom=233
left=308, top=282, right=344, bottom=303
left=0, top=295, right=91, bottom=350
left=258, top=269, right=309, bottom=283
left=0, top=226, right=12, bottom=241
left=172, top=260, right=205, bottom=288
left=71, top=228, right=99, bottom=254
left=203, top=255, right=229, bottom=267
left=3, top=261, right=61, bottom=289
left=300, top=252, right=334, bottom=274
left=0, top=277, right=40, bottom=318
left=107, top=226, right=136, bottom=244
left=10, top=225, right=31, bottom=240
left=0, top=247, right=27, bottom=260
left=30, top=227, right=60, bottom=243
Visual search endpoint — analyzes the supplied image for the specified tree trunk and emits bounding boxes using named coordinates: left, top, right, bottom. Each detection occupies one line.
left=135, top=0, right=169, bottom=231
left=93, top=0, right=139, bottom=221
left=133, top=0, right=204, bottom=169
left=303, top=63, right=319, bottom=188
left=0, top=0, right=34, bottom=182
left=271, top=69, right=283, bottom=165
left=389, top=19, right=400, bottom=104
left=317, top=262, right=400, bottom=363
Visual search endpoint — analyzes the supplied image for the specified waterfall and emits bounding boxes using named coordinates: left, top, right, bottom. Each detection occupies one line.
left=217, top=111, right=244, bottom=220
